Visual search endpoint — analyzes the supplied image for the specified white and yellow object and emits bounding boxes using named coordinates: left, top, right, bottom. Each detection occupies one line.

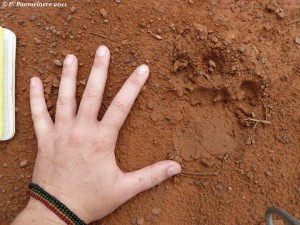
left=0, top=26, right=16, bottom=140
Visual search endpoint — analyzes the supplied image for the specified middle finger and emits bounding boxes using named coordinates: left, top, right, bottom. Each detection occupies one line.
left=77, top=45, right=110, bottom=124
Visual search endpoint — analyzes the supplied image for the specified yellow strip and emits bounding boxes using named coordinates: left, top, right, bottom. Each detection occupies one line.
left=0, top=27, right=3, bottom=138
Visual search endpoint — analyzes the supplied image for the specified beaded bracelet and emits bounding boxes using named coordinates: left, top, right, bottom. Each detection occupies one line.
left=28, top=183, right=86, bottom=225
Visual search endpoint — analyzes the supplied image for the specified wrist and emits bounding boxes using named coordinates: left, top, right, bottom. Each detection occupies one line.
left=12, top=199, right=65, bottom=225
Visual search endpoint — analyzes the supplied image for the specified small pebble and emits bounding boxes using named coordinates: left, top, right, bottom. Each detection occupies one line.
left=238, top=47, right=245, bottom=53
left=2, top=163, right=8, bottom=168
left=131, top=218, right=137, bottom=225
left=246, top=137, right=252, bottom=145
left=147, top=102, right=154, bottom=109
left=100, top=8, right=108, bottom=19
left=265, top=171, right=271, bottom=177
left=151, top=208, right=161, bottom=216
left=19, top=160, right=28, bottom=168
left=277, top=11, right=285, bottom=19
left=228, top=186, right=232, bottom=191
left=17, top=20, right=24, bottom=25
left=61, top=49, right=71, bottom=56
left=209, top=60, right=216, bottom=68
left=70, top=6, right=76, bottom=14
left=66, top=15, right=72, bottom=21
left=124, top=58, right=131, bottom=64
left=29, top=15, right=37, bottom=21
left=115, top=0, right=121, bottom=3
left=137, top=218, right=144, bottom=225
left=295, top=37, right=300, bottom=45
left=54, top=60, right=63, bottom=67
left=139, top=20, right=147, bottom=27
left=52, top=77, right=60, bottom=88
left=34, top=38, right=42, bottom=44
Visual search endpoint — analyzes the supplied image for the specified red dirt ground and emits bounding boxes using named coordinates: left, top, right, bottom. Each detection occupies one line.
left=0, top=0, right=300, bottom=224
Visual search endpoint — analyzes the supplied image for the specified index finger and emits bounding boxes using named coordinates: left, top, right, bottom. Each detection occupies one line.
left=100, top=65, right=149, bottom=132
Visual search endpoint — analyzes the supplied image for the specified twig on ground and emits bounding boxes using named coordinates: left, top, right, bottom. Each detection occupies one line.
left=90, top=32, right=107, bottom=38
left=151, top=33, right=162, bottom=40
left=286, top=18, right=300, bottom=26
left=244, top=118, right=271, bottom=124
left=180, top=171, right=219, bottom=176
left=202, top=73, right=220, bottom=91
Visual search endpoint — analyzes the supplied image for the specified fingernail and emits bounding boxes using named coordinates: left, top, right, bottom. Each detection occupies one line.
left=64, top=55, right=75, bottom=65
left=137, top=64, right=149, bottom=75
left=30, top=78, right=37, bottom=88
left=96, top=46, right=107, bottom=57
left=167, top=165, right=181, bottom=177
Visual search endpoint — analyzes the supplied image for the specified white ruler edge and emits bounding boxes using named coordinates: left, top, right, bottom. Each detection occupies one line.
left=1, top=28, right=16, bottom=140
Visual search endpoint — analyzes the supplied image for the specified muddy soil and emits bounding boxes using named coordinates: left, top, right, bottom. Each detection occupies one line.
left=0, top=0, right=300, bottom=224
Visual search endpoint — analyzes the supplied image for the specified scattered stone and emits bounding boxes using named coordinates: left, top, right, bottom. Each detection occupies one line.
left=66, top=15, right=72, bottom=21
left=274, top=8, right=285, bottom=19
left=238, top=47, right=245, bottom=53
left=280, top=74, right=288, bottom=81
left=146, top=102, right=154, bottom=110
left=2, top=163, right=7, bottom=168
left=193, top=180, right=201, bottom=186
left=19, top=160, right=28, bottom=168
left=61, top=49, right=70, bottom=56
left=70, top=6, right=76, bottom=14
left=210, top=0, right=218, bottom=5
left=17, top=19, right=24, bottom=25
left=100, top=8, right=108, bottom=19
left=265, top=3, right=276, bottom=12
left=228, top=186, right=233, bottom=191
left=54, top=59, right=63, bottom=67
left=150, top=112, right=162, bottom=122
left=115, top=0, right=121, bottom=3
left=202, top=181, right=209, bottom=187
left=124, top=58, right=131, bottom=64
left=245, top=137, right=255, bottom=145
left=277, top=11, right=285, bottom=19
left=210, top=36, right=219, bottom=43
left=151, top=208, right=161, bottom=216
left=295, top=37, right=300, bottom=45
left=52, top=77, right=60, bottom=88
left=78, top=79, right=87, bottom=85
left=34, top=38, right=41, bottom=45
left=265, top=170, right=271, bottom=177
left=137, top=218, right=144, bottom=225
left=30, top=15, right=37, bottom=21
left=208, top=60, right=216, bottom=68
left=47, top=100, right=53, bottom=109
left=131, top=218, right=137, bottom=225
left=139, top=20, right=147, bottom=27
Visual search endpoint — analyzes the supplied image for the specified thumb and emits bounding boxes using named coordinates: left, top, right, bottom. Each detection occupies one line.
left=119, top=160, right=181, bottom=200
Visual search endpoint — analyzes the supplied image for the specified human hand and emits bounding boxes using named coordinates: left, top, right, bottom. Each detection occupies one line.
left=20, top=46, right=181, bottom=224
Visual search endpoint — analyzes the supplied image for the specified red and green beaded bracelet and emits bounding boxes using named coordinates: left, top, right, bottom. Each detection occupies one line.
left=28, top=183, right=86, bottom=225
